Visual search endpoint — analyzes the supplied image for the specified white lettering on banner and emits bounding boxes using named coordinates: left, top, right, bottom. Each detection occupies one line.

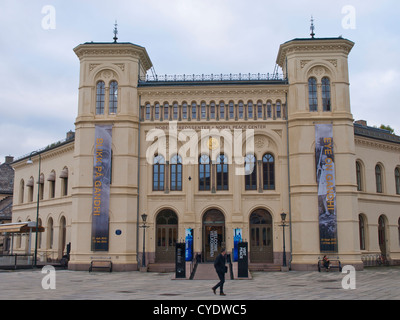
left=239, top=247, right=247, bottom=259
left=210, top=230, right=218, bottom=257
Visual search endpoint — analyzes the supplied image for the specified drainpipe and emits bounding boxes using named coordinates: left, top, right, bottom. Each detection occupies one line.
left=285, top=90, right=293, bottom=270
left=136, top=81, right=142, bottom=266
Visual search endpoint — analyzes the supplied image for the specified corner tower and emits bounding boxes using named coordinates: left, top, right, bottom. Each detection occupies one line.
left=70, top=41, right=152, bottom=271
left=277, top=37, right=363, bottom=270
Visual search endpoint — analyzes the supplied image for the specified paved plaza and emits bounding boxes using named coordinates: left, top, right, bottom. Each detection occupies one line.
left=0, top=266, right=399, bottom=300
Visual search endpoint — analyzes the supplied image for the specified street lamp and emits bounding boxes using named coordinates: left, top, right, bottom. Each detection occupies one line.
left=26, top=151, right=41, bottom=268
left=280, top=212, right=288, bottom=268
left=140, top=213, right=149, bottom=268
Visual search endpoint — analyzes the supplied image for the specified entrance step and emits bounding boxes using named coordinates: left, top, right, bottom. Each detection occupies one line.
left=249, top=263, right=281, bottom=272
left=147, top=263, right=175, bottom=273
left=192, top=263, right=219, bottom=280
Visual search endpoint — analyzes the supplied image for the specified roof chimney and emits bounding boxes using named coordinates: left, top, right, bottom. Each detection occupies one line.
left=5, top=156, right=14, bottom=164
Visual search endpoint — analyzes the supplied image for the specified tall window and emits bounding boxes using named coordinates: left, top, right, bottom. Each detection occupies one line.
left=201, top=102, right=206, bottom=119
left=322, top=77, right=331, bottom=112
left=267, top=102, right=272, bottom=118
left=375, top=164, right=383, bottom=193
left=245, top=154, right=257, bottom=190
left=170, top=155, right=182, bottom=191
left=173, top=102, right=179, bottom=120
left=210, top=102, right=215, bottom=119
left=263, top=153, right=275, bottom=190
left=257, top=101, right=263, bottom=118
left=109, top=81, right=118, bottom=114
left=96, top=81, right=105, bottom=115
left=153, top=155, right=165, bottom=191
left=276, top=101, right=281, bottom=118
left=238, top=101, right=244, bottom=119
left=229, top=102, right=234, bottom=119
left=199, top=155, right=211, bottom=191
left=356, top=161, right=363, bottom=191
left=154, top=103, right=160, bottom=120
left=145, top=103, right=151, bottom=120
left=164, top=103, right=169, bottom=120
left=192, top=102, right=197, bottom=120
left=248, top=101, right=253, bottom=119
left=308, top=77, right=318, bottom=112
left=219, top=102, right=225, bottom=119
left=359, top=214, right=366, bottom=250
left=182, top=102, right=188, bottom=120
left=216, top=154, right=229, bottom=190
left=395, top=168, right=400, bottom=195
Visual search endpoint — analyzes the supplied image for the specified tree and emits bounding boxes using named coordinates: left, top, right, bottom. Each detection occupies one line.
left=379, top=124, right=395, bottom=134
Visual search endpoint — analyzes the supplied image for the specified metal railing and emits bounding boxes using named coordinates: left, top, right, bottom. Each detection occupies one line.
left=0, top=254, right=34, bottom=269
left=140, top=72, right=286, bottom=83
left=362, top=254, right=390, bottom=267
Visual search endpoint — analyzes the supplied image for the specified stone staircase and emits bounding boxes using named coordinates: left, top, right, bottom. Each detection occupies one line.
left=248, top=263, right=281, bottom=272
left=147, top=263, right=175, bottom=273
left=192, top=263, right=219, bottom=280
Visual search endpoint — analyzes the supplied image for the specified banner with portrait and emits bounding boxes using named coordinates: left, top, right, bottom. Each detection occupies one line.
left=315, top=124, right=338, bottom=252
left=91, top=125, right=113, bottom=251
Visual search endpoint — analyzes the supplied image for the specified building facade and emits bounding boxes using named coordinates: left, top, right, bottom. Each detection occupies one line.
left=10, top=35, right=400, bottom=271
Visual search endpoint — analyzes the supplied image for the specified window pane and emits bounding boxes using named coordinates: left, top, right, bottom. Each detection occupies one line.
left=96, top=81, right=105, bottom=115
left=109, top=81, right=118, bottom=114
left=308, top=78, right=318, bottom=112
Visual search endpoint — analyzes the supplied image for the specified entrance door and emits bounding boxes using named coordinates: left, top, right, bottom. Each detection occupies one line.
left=203, top=209, right=225, bottom=262
left=250, top=209, right=273, bottom=263
left=156, top=210, right=178, bottom=262
left=378, top=215, right=387, bottom=256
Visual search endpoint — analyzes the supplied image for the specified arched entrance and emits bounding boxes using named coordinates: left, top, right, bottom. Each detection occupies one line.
left=156, top=210, right=178, bottom=262
left=203, top=209, right=225, bottom=262
left=250, top=209, right=273, bottom=263
left=378, top=215, right=387, bottom=256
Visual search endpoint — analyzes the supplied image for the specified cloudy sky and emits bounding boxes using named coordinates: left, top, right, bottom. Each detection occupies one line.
left=0, top=0, right=399, bottom=163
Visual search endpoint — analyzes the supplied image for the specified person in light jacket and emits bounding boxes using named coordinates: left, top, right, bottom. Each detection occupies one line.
left=212, top=248, right=227, bottom=296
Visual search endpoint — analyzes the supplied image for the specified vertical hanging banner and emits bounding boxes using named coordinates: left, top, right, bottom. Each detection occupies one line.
left=91, top=125, right=113, bottom=251
left=315, top=124, right=338, bottom=252
left=233, top=228, right=242, bottom=262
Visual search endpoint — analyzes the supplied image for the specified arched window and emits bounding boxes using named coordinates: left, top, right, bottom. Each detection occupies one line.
left=219, top=102, right=225, bottom=120
left=375, top=164, right=383, bottom=193
left=47, top=217, right=54, bottom=250
left=238, top=101, right=244, bottom=119
left=263, top=153, right=275, bottom=190
left=199, top=155, right=211, bottom=191
left=395, top=167, right=400, bottom=195
left=173, top=102, right=179, bottom=120
left=153, top=155, right=165, bottom=191
left=170, top=155, right=182, bottom=191
left=266, top=102, right=272, bottom=118
left=19, top=179, right=24, bottom=204
left=154, top=103, right=160, bottom=120
left=359, top=214, right=366, bottom=250
left=322, top=77, right=331, bottom=112
left=276, top=101, right=281, bottom=118
left=201, top=102, right=206, bottom=119
left=378, top=215, right=387, bottom=255
left=96, top=81, right=105, bottom=115
left=145, top=103, right=151, bottom=120
left=182, top=102, right=188, bottom=120
left=356, top=161, right=363, bottom=191
left=192, top=102, right=197, bottom=120
left=248, top=101, right=253, bottom=119
left=60, top=167, right=69, bottom=196
left=216, top=154, right=229, bottom=190
left=26, top=177, right=34, bottom=202
left=210, top=102, right=216, bottom=119
left=245, top=154, right=257, bottom=190
left=109, top=81, right=118, bottom=114
left=257, top=101, right=263, bottom=119
left=163, top=103, right=169, bottom=120
left=308, top=77, right=318, bottom=112
left=229, top=102, right=235, bottom=119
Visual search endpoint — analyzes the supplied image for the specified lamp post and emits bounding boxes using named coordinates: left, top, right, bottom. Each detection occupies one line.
left=26, top=151, right=41, bottom=268
left=279, top=212, right=288, bottom=268
left=140, top=213, right=149, bottom=268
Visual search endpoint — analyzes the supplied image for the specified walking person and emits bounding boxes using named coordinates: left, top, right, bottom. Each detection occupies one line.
left=212, top=248, right=227, bottom=296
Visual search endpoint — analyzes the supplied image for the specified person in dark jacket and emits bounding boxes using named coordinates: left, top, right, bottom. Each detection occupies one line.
left=212, top=248, right=227, bottom=296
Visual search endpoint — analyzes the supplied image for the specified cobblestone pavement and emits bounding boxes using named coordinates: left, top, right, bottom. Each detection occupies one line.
left=0, top=266, right=399, bottom=300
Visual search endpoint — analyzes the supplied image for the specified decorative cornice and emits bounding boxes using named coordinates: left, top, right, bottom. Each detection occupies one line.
left=73, top=43, right=152, bottom=71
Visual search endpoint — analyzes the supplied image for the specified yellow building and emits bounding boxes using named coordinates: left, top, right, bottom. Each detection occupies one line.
left=10, top=34, right=400, bottom=271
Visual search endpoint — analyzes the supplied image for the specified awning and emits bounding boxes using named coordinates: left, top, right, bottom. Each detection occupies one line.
left=0, top=222, right=44, bottom=233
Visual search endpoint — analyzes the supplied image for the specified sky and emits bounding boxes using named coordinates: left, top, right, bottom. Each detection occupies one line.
left=0, top=0, right=399, bottom=163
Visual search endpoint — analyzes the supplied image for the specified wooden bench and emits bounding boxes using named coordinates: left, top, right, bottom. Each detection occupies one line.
left=89, top=260, right=112, bottom=272
left=318, top=258, right=342, bottom=272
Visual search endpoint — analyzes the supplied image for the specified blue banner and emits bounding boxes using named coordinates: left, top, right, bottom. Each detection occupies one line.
left=91, top=125, right=112, bottom=251
left=185, top=229, right=193, bottom=261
